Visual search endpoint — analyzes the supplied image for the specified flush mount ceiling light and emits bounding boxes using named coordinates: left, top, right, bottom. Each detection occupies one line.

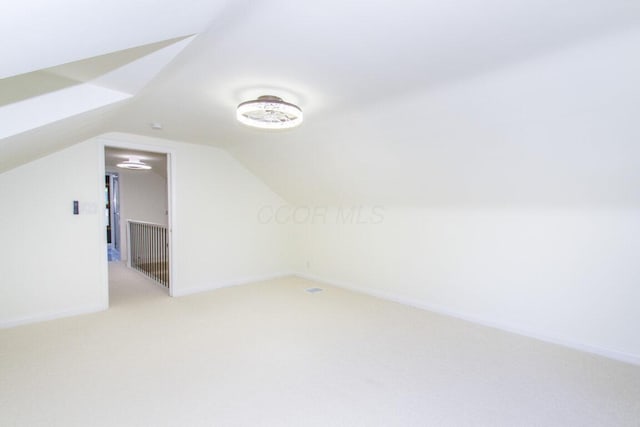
left=117, top=156, right=151, bottom=170
left=236, top=95, right=303, bottom=129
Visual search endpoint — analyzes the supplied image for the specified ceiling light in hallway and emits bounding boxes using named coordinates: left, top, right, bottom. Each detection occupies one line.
left=117, top=156, right=152, bottom=170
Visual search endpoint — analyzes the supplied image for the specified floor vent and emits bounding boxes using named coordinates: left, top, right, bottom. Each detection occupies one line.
left=305, top=287, right=324, bottom=294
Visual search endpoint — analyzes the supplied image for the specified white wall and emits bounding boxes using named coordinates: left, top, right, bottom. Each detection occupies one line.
left=266, top=27, right=640, bottom=365
left=292, top=206, right=640, bottom=364
left=100, top=133, right=292, bottom=296
left=3, top=131, right=637, bottom=366
left=117, top=167, right=168, bottom=226
left=108, top=166, right=168, bottom=261
left=0, top=132, right=292, bottom=326
left=0, top=141, right=107, bottom=326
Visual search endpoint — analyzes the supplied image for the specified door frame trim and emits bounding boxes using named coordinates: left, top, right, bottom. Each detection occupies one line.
left=99, top=137, right=177, bottom=298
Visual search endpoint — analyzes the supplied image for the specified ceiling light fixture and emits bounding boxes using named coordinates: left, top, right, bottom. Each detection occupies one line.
left=236, top=95, right=303, bottom=129
left=117, top=156, right=152, bottom=170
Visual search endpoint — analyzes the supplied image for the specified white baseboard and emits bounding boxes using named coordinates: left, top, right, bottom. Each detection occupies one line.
left=172, top=272, right=295, bottom=297
left=295, top=272, right=640, bottom=366
left=0, top=303, right=108, bottom=329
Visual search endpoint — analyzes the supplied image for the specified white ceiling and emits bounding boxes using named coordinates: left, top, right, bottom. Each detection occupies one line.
left=2, top=0, right=640, bottom=205
left=0, top=0, right=228, bottom=79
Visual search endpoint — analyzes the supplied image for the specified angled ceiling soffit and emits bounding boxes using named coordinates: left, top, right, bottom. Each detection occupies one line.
left=0, top=36, right=195, bottom=141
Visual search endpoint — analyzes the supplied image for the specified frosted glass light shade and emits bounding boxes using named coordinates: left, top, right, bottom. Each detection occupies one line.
left=117, top=157, right=151, bottom=170
left=236, top=95, right=303, bottom=129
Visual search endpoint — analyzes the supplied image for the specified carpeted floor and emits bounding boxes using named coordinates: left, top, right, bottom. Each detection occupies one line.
left=1, top=262, right=639, bottom=426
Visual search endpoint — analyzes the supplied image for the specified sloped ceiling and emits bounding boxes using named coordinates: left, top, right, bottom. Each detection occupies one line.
left=0, top=0, right=227, bottom=170
left=2, top=0, right=640, bottom=206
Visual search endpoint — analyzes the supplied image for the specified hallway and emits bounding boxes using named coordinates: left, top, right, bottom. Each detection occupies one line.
left=108, top=261, right=168, bottom=306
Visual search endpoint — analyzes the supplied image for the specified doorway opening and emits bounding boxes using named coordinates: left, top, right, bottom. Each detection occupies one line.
left=104, top=146, right=172, bottom=298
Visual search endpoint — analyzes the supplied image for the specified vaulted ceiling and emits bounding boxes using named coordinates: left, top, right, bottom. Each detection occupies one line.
left=2, top=0, right=640, bottom=206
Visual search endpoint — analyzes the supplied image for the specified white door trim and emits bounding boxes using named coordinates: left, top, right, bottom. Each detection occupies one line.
left=99, top=137, right=177, bottom=298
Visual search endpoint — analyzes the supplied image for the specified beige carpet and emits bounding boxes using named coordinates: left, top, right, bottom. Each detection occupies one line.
left=1, top=262, right=639, bottom=426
